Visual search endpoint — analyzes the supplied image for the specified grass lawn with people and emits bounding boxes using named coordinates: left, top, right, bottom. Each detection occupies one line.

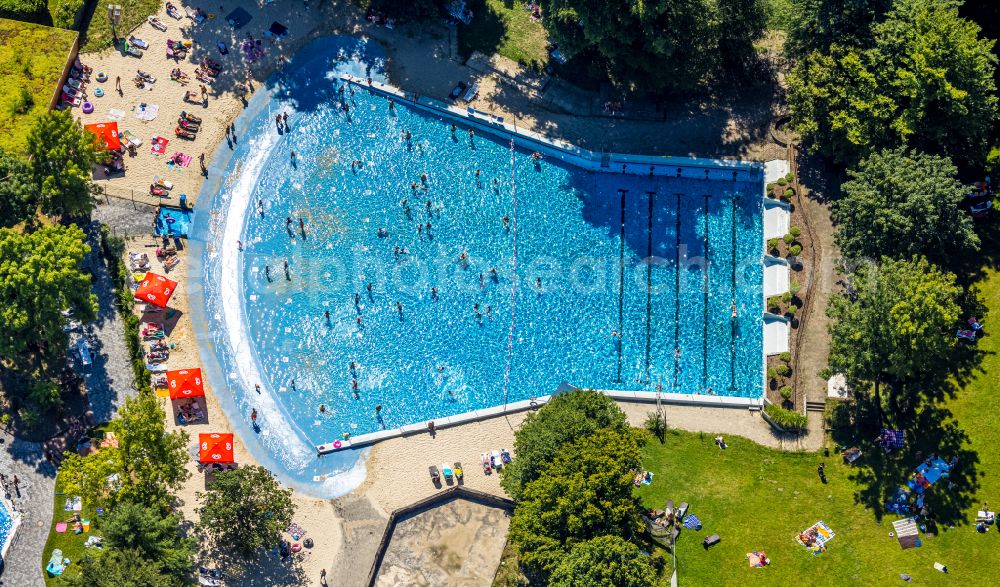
left=637, top=266, right=1000, bottom=585
left=41, top=473, right=104, bottom=586
left=0, top=18, right=77, bottom=153
left=78, top=0, right=160, bottom=51
left=457, top=0, right=548, bottom=69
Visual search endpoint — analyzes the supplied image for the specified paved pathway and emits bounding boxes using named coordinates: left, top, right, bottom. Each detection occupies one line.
left=0, top=434, right=55, bottom=587
left=80, top=221, right=139, bottom=423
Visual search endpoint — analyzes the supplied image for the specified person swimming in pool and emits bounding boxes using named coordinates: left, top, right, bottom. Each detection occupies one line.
left=431, top=287, right=438, bottom=300
left=502, top=215, right=510, bottom=230
left=420, top=172, right=427, bottom=185
left=264, top=265, right=271, bottom=280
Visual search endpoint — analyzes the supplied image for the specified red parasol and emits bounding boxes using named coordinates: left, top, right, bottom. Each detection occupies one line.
left=198, top=433, right=235, bottom=464
left=134, top=272, right=177, bottom=308
left=84, top=121, right=121, bottom=151
left=167, top=368, right=205, bottom=400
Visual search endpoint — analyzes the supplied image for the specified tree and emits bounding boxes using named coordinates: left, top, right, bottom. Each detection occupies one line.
left=61, top=393, right=189, bottom=508
left=64, top=547, right=176, bottom=587
left=834, top=148, right=978, bottom=266
left=0, top=225, right=96, bottom=364
left=787, top=0, right=998, bottom=166
left=544, top=0, right=766, bottom=95
left=785, top=0, right=890, bottom=57
left=508, top=428, right=644, bottom=577
left=501, top=389, right=630, bottom=501
left=26, top=110, right=97, bottom=217
left=827, top=256, right=961, bottom=422
left=197, top=465, right=295, bottom=559
left=102, top=500, right=195, bottom=583
left=549, top=535, right=657, bottom=587
left=0, top=149, right=35, bottom=227
left=114, top=392, right=190, bottom=507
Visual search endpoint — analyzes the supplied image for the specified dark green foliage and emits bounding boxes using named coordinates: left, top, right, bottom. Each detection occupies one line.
left=102, top=501, right=195, bottom=583
left=500, top=389, right=630, bottom=501
left=834, top=148, right=979, bottom=266
left=788, top=0, right=998, bottom=166
left=509, top=428, right=644, bottom=578
left=197, top=465, right=295, bottom=559
left=0, top=0, right=48, bottom=23
left=0, top=148, right=35, bottom=227
left=100, top=228, right=152, bottom=393
left=0, top=224, right=96, bottom=364
left=827, top=256, right=960, bottom=415
left=764, top=403, right=808, bottom=431
left=785, top=0, right=890, bottom=57
left=549, top=535, right=657, bottom=587
left=64, top=547, right=177, bottom=587
left=27, top=110, right=97, bottom=217
left=544, top=0, right=767, bottom=94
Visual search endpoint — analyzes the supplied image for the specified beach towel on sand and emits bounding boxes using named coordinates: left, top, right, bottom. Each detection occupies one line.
left=170, top=152, right=193, bottom=167
left=151, top=136, right=169, bottom=155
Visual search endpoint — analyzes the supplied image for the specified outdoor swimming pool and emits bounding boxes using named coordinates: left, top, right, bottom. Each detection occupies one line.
left=192, top=37, right=763, bottom=495
left=0, top=497, right=18, bottom=564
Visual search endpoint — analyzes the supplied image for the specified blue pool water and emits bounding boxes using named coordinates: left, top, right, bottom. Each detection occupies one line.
left=0, top=499, right=13, bottom=555
left=192, top=36, right=763, bottom=495
left=155, top=207, right=192, bottom=237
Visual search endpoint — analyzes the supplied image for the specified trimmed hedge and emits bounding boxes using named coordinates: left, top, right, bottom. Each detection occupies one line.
left=764, top=404, right=808, bottom=432
left=99, top=226, right=151, bottom=393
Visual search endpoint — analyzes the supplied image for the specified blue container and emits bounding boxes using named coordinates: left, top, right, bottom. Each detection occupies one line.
left=179, top=194, right=188, bottom=209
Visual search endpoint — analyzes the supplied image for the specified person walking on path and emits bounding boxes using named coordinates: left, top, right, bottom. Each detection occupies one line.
left=115, top=75, right=122, bottom=96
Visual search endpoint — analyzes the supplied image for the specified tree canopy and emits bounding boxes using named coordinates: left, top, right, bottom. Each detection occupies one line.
left=500, top=389, right=630, bottom=501
left=787, top=0, right=998, bottom=166
left=833, top=148, right=979, bottom=266
left=549, top=535, right=657, bottom=587
left=0, top=148, right=35, bottom=227
left=197, top=465, right=295, bottom=559
left=545, top=0, right=766, bottom=94
left=0, top=224, right=96, bottom=363
left=785, top=0, right=890, bottom=57
left=828, top=256, right=961, bottom=419
left=65, top=547, right=177, bottom=587
left=61, top=392, right=189, bottom=508
left=101, top=500, right=195, bottom=583
left=26, top=110, right=97, bottom=217
left=508, top=428, right=644, bottom=577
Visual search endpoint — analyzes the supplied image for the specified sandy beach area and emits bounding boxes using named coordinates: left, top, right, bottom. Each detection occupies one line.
left=80, top=2, right=796, bottom=585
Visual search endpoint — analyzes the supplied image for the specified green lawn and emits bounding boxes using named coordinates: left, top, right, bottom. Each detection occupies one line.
left=457, top=0, right=549, bottom=69
left=79, top=0, right=160, bottom=52
left=638, top=268, right=1000, bottom=585
left=0, top=18, right=77, bottom=154
left=41, top=473, right=104, bottom=585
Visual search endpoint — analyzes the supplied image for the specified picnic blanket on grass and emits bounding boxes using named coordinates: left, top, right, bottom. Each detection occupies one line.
left=64, top=496, right=82, bottom=511
left=878, top=429, right=905, bottom=452
left=797, top=521, right=835, bottom=550
left=892, top=518, right=920, bottom=549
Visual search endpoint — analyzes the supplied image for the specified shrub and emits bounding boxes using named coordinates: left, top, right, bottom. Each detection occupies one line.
left=766, top=296, right=782, bottom=311
left=766, top=367, right=778, bottom=381
left=818, top=367, right=832, bottom=380
left=644, top=412, right=667, bottom=441
left=767, top=237, right=780, bottom=251
left=779, top=352, right=792, bottom=363
left=786, top=304, right=799, bottom=317
left=764, top=404, right=807, bottom=432
left=781, top=292, right=793, bottom=304
left=782, top=188, right=794, bottom=199
left=783, top=233, right=796, bottom=244
left=8, top=87, right=33, bottom=116
left=28, top=379, right=62, bottom=411
left=779, top=385, right=793, bottom=400
left=774, top=364, right=791, bottom=377
left=789, top=244, right=802, bottom=256
left=790, top=226, right=801, bottom=238
left=826, top=402, right=853, bottom=429
left=100, top=228, right=151, bottom=393
left=789, top=279, right=802, bottom=296
left=766, top=182, right=775, bottom=194
left=0, top=413, right=10, bottom=427
left=50, top=0, right=85, bottom=28
left=785, top=172, right=795, bottom=183
left=777, top=177, right=788, bottom=186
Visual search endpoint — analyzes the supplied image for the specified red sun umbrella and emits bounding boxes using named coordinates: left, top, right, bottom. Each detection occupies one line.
left=167, top=368, right=205, bottom=400
left=199, top=433, right=235, bottom=464
left=134, top=272, right=177, bottom=308
left=84, top=121, right=121, bottom=151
